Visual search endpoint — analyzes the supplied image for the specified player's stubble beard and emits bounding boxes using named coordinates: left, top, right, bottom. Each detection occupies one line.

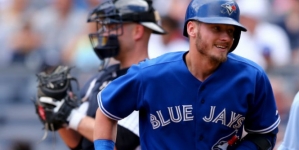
left=195, top=31, right=228, bottom=64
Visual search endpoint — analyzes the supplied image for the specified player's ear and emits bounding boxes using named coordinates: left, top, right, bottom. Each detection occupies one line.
left=133, top=24, right=145, bottom=41
left=187, top=21, right=198, bottom=38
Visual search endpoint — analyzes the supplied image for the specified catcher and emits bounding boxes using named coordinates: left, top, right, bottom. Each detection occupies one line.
left=33, top=0, right=166, bottom=150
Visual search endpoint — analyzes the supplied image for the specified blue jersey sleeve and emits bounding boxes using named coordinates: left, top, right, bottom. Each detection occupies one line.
left=97, top=64, right=142, bottom=120
left=245, top=71, right=280, bottom=134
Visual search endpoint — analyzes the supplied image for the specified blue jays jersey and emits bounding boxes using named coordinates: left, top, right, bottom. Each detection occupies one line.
left=98, top=51, right=280, bottom=150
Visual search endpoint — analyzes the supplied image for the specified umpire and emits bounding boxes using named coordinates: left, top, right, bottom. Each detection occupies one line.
left=34, top=0, right=166, bottom=150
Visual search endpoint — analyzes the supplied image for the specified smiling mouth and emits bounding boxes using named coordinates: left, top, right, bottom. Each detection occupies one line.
left=215, top=44, right=229, bottom=51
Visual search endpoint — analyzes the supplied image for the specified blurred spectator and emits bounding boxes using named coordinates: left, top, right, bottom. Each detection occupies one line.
left=148, top=15, right=189, bottom=58
left=8, top=20, right=44, bottom=71
left=60, top=0, right=104, bottom=85
left=271, top=76, right=292, bottom=113
left=0, top=0, right=32, bottom=68
left=274, top=0, right=299, bottom=65
left=277, top=91, right=299, bottom=150
left=152, top=0, right=172, bottom=19
left=233, top=0, right=291, bottom=70
left=271, top=0, right=294, bottom=18
left=85, top=0, right=102, bottom=10
left=72, top=0, right=102, bottom=10
left=0, top=43, right=10, bottom=68
left=269, top=75, right=293, bottom=125
left=166, top=0, right=190, bottom=24
left=0, top=0, right=32, bottom=33
left=0, top=0, right=11, bottom=11
left=61, top=22, right=102, bottom=73
left=153, top=0, right=191, bottom=29
left=30, top=0, right=86, bottom=67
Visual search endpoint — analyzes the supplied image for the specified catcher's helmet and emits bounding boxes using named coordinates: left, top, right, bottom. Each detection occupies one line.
left=87, top=0, right=166, bottom=59
left=183, top=0, right=247, bottom=52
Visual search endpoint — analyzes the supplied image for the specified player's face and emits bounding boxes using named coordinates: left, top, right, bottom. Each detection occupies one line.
left=114, top=23, right=136, bottom=59
left=96, top=22, right=136, bottom=60
left=195, top=23, right=235, bottom=63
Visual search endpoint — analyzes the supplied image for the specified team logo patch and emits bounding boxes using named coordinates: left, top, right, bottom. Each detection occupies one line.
left=212, top=130, right=239, bottom=150
left=221, top=2, right=237, bottom=15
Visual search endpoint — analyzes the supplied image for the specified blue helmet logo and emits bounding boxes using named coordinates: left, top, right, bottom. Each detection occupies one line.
left=221, top=2, right=237, bottom=15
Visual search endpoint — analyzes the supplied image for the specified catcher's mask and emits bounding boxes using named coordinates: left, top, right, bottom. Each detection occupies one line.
left=36, top=66, right=79, bottom=100
left=183, top=0, right=247, bottom=52
left=87, top=0, right=166, bottom=60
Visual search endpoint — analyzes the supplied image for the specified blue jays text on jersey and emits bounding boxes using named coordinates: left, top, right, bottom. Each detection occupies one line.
left=98, top=51, right=280, bottom=150
left=150, top=105, right=245, bottom=130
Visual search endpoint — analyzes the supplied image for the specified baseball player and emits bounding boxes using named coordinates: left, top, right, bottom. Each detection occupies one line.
left=277, top=91, right=299, bottom=150
left=34, top=0, right=165, bottom=150
left=94, top=0, right=280, bottom=149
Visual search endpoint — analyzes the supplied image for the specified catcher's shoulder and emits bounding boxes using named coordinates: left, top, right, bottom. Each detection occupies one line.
left=136, top=51, right=185, bottom=70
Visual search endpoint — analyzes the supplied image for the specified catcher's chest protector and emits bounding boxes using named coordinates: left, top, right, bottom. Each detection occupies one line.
left=86, top=64, right=125, bottom=117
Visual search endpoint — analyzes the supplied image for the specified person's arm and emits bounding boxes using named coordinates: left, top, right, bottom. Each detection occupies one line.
left=94, top=108, right=118, bottom=150
left=45, top=99, right=89, bottom=149
left=233, top=130, right=277, bottom=150
left=77, top=116, right=96, bottom=141
left=58, top=115, right=96, bottom=149
left=58, top=128, right=82, bottom=149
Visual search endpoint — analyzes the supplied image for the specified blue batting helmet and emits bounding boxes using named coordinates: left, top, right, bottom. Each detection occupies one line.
left=183, top=0, right=247, bottom=51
